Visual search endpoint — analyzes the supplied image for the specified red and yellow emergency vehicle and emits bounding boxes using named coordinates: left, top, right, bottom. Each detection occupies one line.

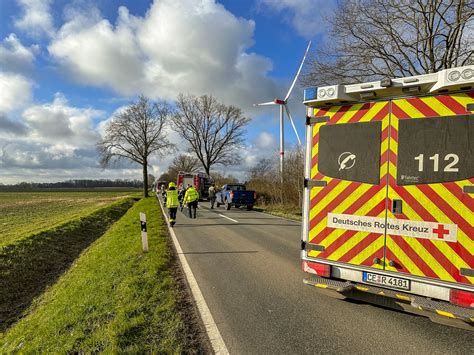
left=301, top=65, right=473, bottom=329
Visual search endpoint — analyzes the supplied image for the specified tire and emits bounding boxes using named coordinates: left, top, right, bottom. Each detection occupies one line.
left=216, top=202, right=220, bottom=207
left=225, top=199, right=231, bottom=210
left=246, top=205, right=253, bottom=211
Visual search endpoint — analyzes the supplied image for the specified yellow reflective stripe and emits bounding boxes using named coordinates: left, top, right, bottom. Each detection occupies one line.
left=386, top=189, right=456, bottom=281
left=394, top=99, right=423, bottom=118
left=325, top=189, right=386, bottom=261
left=359, top=102, right=388, bottom=122
left=338, top=103, right=365, bottom=123
left=436, top=310, right=456, bottom=318
left=450, top=93, right=474, bottom=109
left=349, top=236, right=384, bottom=266
left=420, top=96, right=455, bottom=116
left=385, top=237, right=424, bottom=276
left=308, top=181, right=364, bottom=241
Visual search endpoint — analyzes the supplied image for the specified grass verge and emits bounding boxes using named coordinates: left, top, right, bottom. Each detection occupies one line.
left=0, top=197, right=205, bottom=353
left=0, top=191, right=140, bottom=247
left=0, top=198, right=135, bottom=332
left=254, top=204, right=302, bottom=221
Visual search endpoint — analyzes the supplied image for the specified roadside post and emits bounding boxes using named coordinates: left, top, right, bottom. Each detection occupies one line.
left=139, top=212, right=148, bottom=252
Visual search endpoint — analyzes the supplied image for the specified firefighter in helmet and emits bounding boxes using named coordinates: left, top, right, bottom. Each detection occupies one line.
left=183, top=184, right=199, bottom=218
left=166, top=182, right=179, bottom=226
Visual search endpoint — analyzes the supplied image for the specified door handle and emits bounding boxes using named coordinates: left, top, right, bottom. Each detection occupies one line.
left=392, top=199, right=403, bottom=214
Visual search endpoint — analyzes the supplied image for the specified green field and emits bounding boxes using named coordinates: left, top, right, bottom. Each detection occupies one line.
left=0, top=191, right=139, bottom=247
left=1, top=197, right=204, bottom=352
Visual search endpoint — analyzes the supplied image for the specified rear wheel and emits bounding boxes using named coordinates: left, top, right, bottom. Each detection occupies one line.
left=246, top=205, right=253, bottom=211
left=216, top=202, right=220, bottom=207
left=225, top=199, right=231, bottom=210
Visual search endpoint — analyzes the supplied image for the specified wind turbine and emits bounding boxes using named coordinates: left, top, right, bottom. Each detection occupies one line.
left=254, top=41, right=311, bottom=183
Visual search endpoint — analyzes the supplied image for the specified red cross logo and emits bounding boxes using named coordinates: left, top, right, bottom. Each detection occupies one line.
left=433, top=224, right=449, bottom=239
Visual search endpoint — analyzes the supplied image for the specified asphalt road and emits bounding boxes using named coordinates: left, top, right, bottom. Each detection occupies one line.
left=170, top=203, right=473, bottom=354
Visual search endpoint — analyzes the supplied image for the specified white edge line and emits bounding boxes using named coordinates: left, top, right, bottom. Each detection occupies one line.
left=158, top=198, right=229, bottom=354
left=218, top=214, right=239, bottom=223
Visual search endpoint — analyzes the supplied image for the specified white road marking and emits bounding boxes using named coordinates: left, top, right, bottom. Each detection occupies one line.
left=158, top=198, right=229, bottom=354
left=218, top=214, right=238, bottom=223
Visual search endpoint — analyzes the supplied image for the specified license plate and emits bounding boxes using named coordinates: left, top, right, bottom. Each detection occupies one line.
left=363, top=272, right=411, bottom=291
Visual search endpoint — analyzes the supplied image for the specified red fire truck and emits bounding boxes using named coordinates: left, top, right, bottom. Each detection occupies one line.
left=177, top=171, right=214, bottom=200
left=301, top=65, right=473, bottom=329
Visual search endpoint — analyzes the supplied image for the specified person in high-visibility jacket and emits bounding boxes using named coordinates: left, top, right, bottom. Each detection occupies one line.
left=166, top=182, right=180, bottom=226
left=183, top=184, right=199, bottom=218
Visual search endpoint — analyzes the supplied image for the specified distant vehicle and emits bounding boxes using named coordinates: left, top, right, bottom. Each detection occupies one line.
left=177, top=171, right=214, bottom=200
left=154, top=180, right=167, bottom=192
left=215, top=184, right=256, bottom=210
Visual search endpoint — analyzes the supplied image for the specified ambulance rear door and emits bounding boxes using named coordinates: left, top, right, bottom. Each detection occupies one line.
left=306, top=100, right=390, bottom=270
left=385, top=92, right=474, bottom=287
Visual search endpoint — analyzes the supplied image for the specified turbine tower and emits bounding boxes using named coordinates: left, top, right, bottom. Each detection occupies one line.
left=254, top=41, right=311, bottom=183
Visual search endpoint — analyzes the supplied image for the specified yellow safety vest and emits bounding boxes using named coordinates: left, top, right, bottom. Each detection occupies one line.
left=166, top=189, right=179, bottom=208
left=184, top=187, right=199, bottom=203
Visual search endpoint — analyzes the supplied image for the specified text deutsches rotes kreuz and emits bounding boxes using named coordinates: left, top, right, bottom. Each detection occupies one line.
left=327, top=213, right=457, bottom=242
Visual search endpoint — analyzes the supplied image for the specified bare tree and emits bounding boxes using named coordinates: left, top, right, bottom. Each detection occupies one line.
left=168, top=154, right=200, bottom=177
left=173, top=94, right=251, bottom=175
left=303, top=0, right=474, bottom=85
left=97, top=96, right=173, bottom=197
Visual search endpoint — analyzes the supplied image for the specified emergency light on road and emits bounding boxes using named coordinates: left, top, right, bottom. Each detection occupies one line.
left=301, top=65, right=474, bottom=330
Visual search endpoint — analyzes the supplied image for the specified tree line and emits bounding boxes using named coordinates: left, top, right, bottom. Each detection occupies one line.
left=0, top=179, right=143, bottom=190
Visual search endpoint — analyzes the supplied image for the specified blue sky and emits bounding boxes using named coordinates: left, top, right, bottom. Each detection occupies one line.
left=0, top=0, right=335, bottom=183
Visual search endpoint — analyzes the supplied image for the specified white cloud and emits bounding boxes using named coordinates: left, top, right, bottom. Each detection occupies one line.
left=258, top=0, right=335, bottom=37
left=0, top=33, right=39, bottom=73
left=48, top=0, right=278, bottom=109
left=22, top=93, right=103, bottom=145
left=14, top=0, right=55, bottom=39
left=0, top=72, right=33, bottom=113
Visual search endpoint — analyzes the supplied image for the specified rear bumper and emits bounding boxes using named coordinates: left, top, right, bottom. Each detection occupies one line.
left=303, top=273, right=474, bottom=329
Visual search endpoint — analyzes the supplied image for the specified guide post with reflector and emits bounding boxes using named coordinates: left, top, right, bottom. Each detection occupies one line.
left=139, top=212, right=148, bottom=252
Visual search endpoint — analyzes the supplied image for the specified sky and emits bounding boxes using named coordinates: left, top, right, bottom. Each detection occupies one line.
left=0, top=0, right=336, bottom=184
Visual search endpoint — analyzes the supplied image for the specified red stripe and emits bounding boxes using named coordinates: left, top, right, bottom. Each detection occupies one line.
left=391, top=101, right=409, bottom=119
left=406, top=97, right=438, bottom=117
left=348, top=103, right=371, bottom=123
left=390, top=176, right=473, bottom=281
left=417, top=185, right=473, bottom=243
left=330, top=105, right=351, bottom=124
left=384, top=248, right=408, bottom=273
left=314, top=108, right=328, bottom=117
left=360, top=247, right=384, bottom=267
left=443, top=182, right=474, bottom=211
left=435, top=95, right=470, bottom=115
left=309, top=179, right=341, bottom=208
left=387, top=236, right=439, bottom=278
left=316, top=198, right=386, bottom=259
left=372, top=103, right=389, bottom=120
left=309, top=181, right=361, bottom=231
left=390, top=125, right=398, bottom=142
left=310, top=183, right=385, bottom=244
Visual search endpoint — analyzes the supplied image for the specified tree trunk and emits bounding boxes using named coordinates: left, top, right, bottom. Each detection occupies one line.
left=142, top=162, right=149, bottom=197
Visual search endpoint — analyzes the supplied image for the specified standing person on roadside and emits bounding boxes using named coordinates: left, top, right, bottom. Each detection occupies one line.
left=208, top=183, right=216, bottom=209
left=183, top=184, right=199, bottom=218
left=166, top=182, right=179, bottom=227
left=178, top=184, right=185, bottom=211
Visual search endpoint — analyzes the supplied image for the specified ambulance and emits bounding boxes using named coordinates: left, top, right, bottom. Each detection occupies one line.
left=301, top=65, right=473, bottom=329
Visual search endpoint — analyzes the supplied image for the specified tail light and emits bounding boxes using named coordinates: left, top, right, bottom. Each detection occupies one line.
left=450, top=289, right=474, bottom=308
left=230, top=191, right=234, bottom=199
left=254, top=191, right=257, bottom=199
left=302, top=261, right=331, bottom=277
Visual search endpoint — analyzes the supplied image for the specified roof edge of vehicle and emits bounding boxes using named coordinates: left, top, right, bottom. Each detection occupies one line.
left=303, top=65, right=474, bottom=106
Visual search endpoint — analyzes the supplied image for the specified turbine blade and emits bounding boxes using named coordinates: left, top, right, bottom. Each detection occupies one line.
left=284, top=105, right=302, bottom=145
left=254, top=101, right=277, bottom=106
left=284, top=40, right=312, bottom=102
